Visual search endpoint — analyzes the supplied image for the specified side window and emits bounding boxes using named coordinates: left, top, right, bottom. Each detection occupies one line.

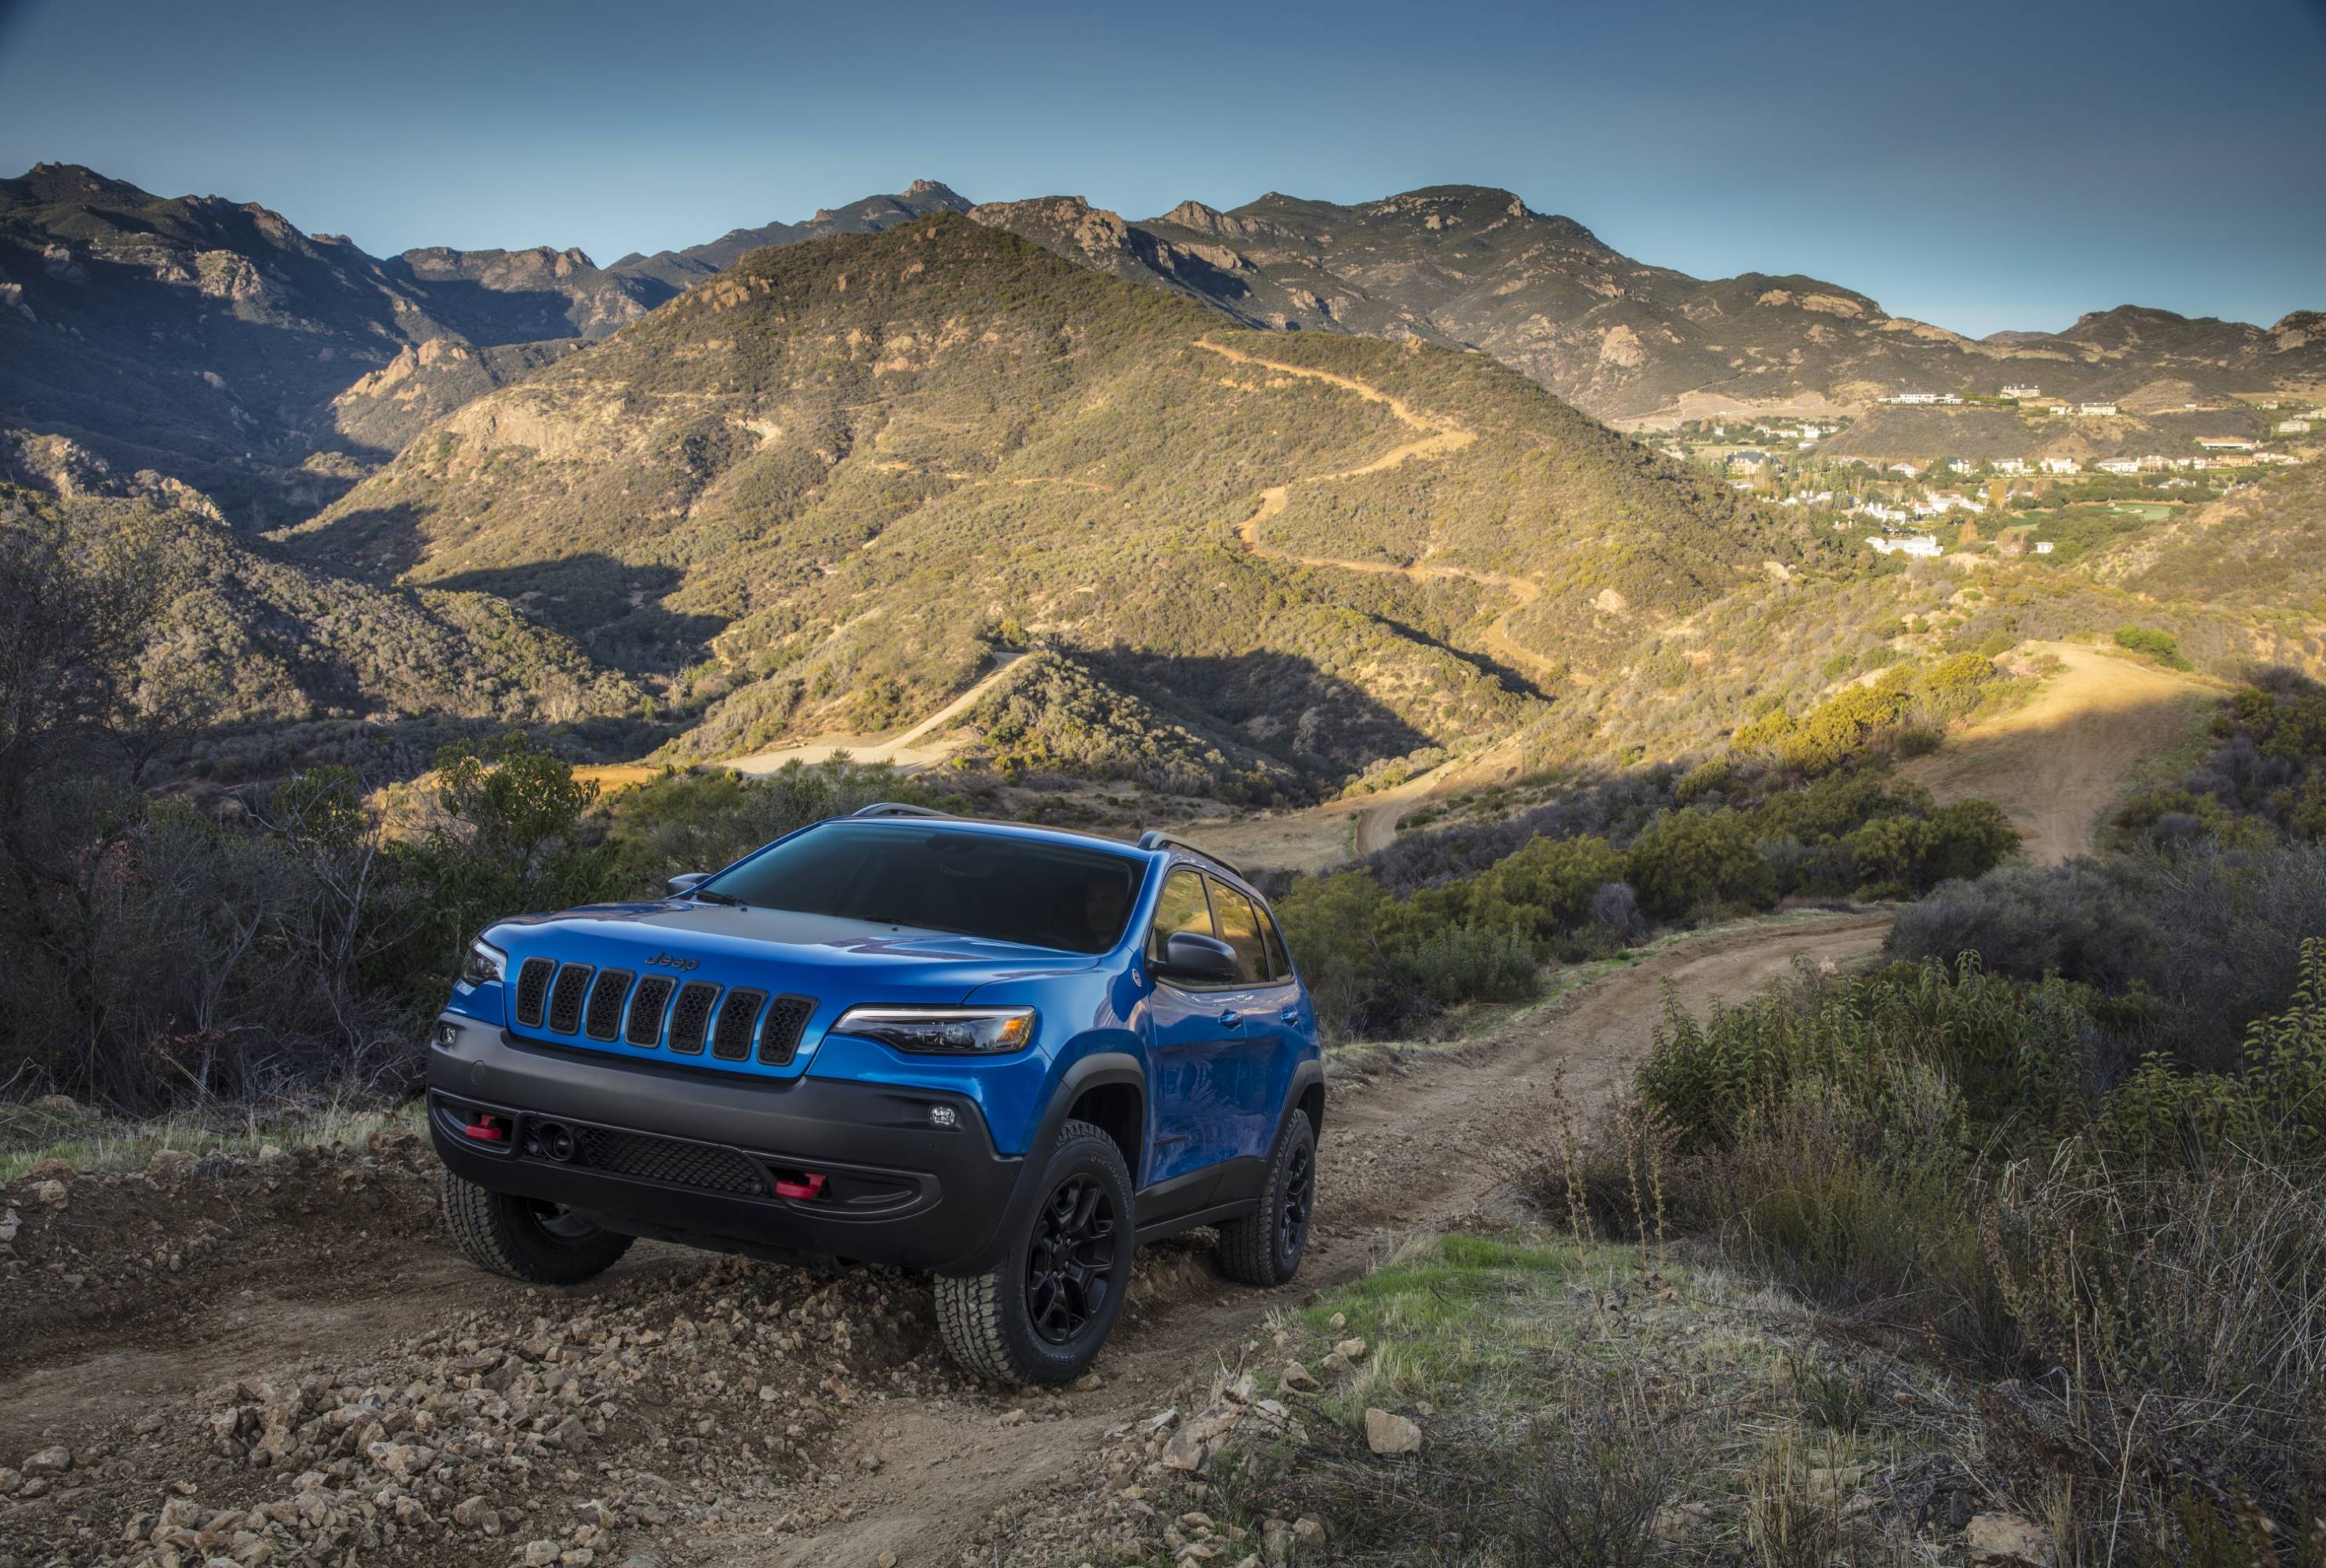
left=1208, top=880, right=1270, bottom=985
left=1147, top=867, right=1214, bottom=962
left=1259, top=904, right=1291, bottom=982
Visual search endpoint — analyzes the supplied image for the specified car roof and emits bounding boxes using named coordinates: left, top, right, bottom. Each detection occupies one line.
left=834, top=808, right=1256, bottom=892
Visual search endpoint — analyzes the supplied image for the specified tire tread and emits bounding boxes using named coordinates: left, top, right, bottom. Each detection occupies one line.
left=442, top=1171, right=632, bottom=1286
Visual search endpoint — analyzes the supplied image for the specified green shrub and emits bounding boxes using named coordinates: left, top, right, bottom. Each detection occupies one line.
left=1626, top=808, right=1776, bottom=919
left=2113, top=624, right=2193, bottom=670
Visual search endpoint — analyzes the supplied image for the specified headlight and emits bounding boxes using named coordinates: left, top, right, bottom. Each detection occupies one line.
left=833, top=1005, right=1037, bottom=1054
left=458, top=938, right=508, bottom=988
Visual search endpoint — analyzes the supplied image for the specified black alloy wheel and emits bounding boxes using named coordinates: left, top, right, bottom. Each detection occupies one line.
left=1277, top=1138, right=1315, bottom=1259
left=1026, top=1173, right=1119, bottom=1345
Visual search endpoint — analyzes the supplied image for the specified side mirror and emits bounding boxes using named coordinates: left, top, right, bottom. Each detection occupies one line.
left=1157, top=931, right=1239, bottom=983
left=666, top=872, right=712, bottom=897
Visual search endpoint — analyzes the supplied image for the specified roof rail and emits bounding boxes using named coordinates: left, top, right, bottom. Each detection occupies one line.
left=851, top=802, right=957, bottom=819
left=1136, top=829, right=1248, bottom=882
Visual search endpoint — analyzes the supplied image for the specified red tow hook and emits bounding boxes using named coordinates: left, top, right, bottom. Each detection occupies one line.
left=463, top=1112, right=508, bottom=1143
left=773, top=1172, right=827, bottom=1200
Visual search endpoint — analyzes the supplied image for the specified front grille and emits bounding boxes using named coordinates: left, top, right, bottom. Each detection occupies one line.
left=668, top=981, right=719, bottom=1054
left=712, top=989, right=766, bottom=1060
left=514, top=958, right=554, bottom=1028
left=546, top=964, right=594, bottom=1035
left=569, top=1124, right=765, bottom=1196
left=583, top=970, right=633, bottom=1040
left=625, top=975, right=674, bottom=1047
left=758, top=994, right=816, bottom=1065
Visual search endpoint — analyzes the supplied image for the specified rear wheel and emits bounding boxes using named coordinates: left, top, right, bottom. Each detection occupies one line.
left=1218, top=1110, right=1316, bottom=1287
left=442, top=1171, right=634, bottom=1285
left=935, top=1120, right=1132, bottom=1385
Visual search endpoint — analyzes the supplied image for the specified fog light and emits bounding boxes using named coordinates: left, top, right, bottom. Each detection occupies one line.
left=927, top=1104, right=957, bottom=1128
left=434, top=1023, right=460, bottom=1051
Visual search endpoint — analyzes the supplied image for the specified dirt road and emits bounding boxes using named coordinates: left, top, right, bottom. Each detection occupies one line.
left=722, top=652, right=1030, bottom=776
left=1905, top=641, right=2217, bottom=862
left=0, top=913, right=1888, bottom=1567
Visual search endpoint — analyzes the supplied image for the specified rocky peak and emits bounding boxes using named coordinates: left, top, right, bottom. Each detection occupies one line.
left=903, top=180, right=965, bottom=204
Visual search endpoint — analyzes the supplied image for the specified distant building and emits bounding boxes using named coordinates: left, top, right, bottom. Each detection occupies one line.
left=1887, top=461, right=1924, bottom=477
left=1884, top=391, right=1942, bottom=405
left=2278, top=419, right=2313, bottom=434
left=2040, top=457, right=2081, bottom=474
left=2001, top=383, right=2041, bottom=399
left=2078, top=401, right=2118, bottom=417
left=1944, top=458, right=1973, bottom=473
left=2255, top=452, right=2298, bottom=466
left=2033, top=541, right=2055, bottom=554
left=1727, top=449, right=1772, bottom=472
left=1867, top=534, right=1943, bottom=558
left=2139, top=454, right=2168, bottom=472
left=2048, top=405, right=2074, bottom=416
left=1992, top=458, right=2030, bottom=474
left=2197, top=436, right=2258, bottom=452
left=2095, top=458, right=2140, bottom=475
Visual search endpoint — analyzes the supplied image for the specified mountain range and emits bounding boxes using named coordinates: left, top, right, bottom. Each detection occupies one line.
left=5, top=163, right=2319, bottom=530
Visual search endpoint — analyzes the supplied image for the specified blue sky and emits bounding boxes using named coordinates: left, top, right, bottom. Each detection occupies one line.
left=1, top=0, right=2320, bottom=336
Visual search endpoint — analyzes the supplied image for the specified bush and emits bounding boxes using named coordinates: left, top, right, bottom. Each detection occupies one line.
left=2113, top=624, right=2193, bottom=670
left=1626, top=808, right=1776, bottom=920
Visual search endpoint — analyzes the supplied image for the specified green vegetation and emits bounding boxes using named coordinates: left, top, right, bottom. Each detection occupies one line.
left=1276, top=759, right=2015, bottom=1040
left=1728, top=653, right=2009, bottom=773
left=2115, top=669, right=2326, bottom=851
left=2113, top=622, right=2193, bottom=669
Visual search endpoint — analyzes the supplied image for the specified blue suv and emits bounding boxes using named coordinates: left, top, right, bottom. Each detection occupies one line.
left=427, top=804, right=1324, bottom=1384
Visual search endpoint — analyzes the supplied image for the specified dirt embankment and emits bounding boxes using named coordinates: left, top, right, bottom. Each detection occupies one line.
left=1906, top=641, right=2218, bottom=862
left=0, top=913, right=1890, bottom=1568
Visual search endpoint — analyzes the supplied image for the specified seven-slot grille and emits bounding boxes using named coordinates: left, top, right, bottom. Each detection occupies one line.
left=759, top=995, right=816, bottom=1065
left=513, top=958, right=555, bottom=1028
left=667, top=981, right=719, bottom=1054
left=624, top=975, right=674, bottom=1046
left=583, top=969, right=633, bottom=1040
left=567, top=1124, right=765, bottom=1196
left=546, top=963, right=594, bottom=1034
left=711, top=989, right=767, bottom=1060
left=509, top=960, right=817, bottom=1066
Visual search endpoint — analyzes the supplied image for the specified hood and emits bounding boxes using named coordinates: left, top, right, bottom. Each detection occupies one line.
left=489, top=899, right=1103, bottom=1000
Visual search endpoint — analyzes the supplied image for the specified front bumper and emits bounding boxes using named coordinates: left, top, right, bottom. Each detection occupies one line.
left=426, top=1014, right=1027, bottom=1274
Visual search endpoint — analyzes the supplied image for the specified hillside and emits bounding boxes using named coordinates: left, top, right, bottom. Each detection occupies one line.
left=608, top=180, right=973, bottom=292
left=3, top=434, right=638, bottom=780
left=973, top=187, right=2326, bottom=425
left=289, top=214, right=1808, bottom=796
left=0, top=165, right=658, bottom=523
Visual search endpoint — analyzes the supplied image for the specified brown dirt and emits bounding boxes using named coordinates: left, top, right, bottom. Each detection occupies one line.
left=1904, top=641, right=2219, bottom=862
left=0, top=913, right=1889, bottom=1567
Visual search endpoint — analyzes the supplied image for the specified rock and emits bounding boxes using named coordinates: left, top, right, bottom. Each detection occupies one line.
left=1225, top=1372, right=1259, bottom=1404
left=0, top=1207, right=16, bottom=1243
left=22, top=1445, right=73, bottom=1475
left=1653, top=1501, right=1712, bottom=1541
left=1332, top=1338, right=1368, bottom=1362
left=450, top=1495, right=496, bottom=1530
left=1362, top=1409, right=1421, bottom=1456
left=31, top=1094, right=78, bottom=1115
left=1277, top=1362, right=1317, bottom=1393
left=1292, top=1517, right=1325, bottom=1547
left=1073, top=1371, right=1103, bottom=1392
left=876, top=1554, right=899, bottom=1568
left=32, top=1179, right=66, bottom=1209
left=1319, top=1352, right=1354, bottom=1379
left=522, top=1542, right=562, bottom=1567
left=1326, top=1314, right=1346, bottom=1331
left=0, top=1467, right=16, bottom=1495
left=147, top=1148, right=198, bottom=1177
left=1966, top=1513, right=2054, bottom=1566
left=1160, top=1405, right=1240, bottom=1472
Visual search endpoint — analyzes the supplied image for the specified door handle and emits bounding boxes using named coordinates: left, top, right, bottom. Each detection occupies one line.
left=1218, top=1009, right=1243, bottom=1029
left=1280, top=1006, right=1301, bottom=1025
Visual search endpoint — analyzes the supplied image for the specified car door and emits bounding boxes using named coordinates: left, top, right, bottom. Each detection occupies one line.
left=1204, top=878, right=1296, bottom=1162
left=1142, top=867, right=1241, bottom=1197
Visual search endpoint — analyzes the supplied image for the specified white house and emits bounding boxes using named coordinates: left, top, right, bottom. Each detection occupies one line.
left=1887, top=461, right=1924, bottom=477
left=1867, top=534, right=1943, bottom=557
left=2033, top=541, right=2055, bottom=554
left=2095, top=458, right=2140, bottom=475
left=2001, top=383, right=2041, bottom=399
left=2278, top=419, right=2313, bottom=434
left=2197, top=436, right=2258, bottom=452
left=2078, top=401, right=2118, bottom=417
left=1944, top=458, right=1973, bottom=473
left=1884, top=391, right=1941, bottom=405
left=2040, top=457, right=2081, bottom=474
left=1992, top=458, right=2030, bottom=474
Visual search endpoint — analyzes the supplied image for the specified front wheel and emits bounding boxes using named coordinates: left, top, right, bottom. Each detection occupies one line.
left=1217, top=1110, right=1316, bottom=1287
left=935, top=1120, right=1133, bottom=1385
left=442, top=1171, right=634, bottom=1285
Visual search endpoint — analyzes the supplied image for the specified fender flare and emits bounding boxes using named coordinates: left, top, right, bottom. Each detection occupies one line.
left=950, top=1051, right=1145, bottom=1276
left=1278, top=1058, right=1327, bottom=1146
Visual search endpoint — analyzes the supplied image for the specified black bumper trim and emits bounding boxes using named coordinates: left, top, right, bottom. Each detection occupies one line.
left=427, top=1018, right=1029, bottom=1274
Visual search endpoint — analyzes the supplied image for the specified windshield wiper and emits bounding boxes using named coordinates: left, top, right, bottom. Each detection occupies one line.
left=691, top=888, right=746, bottom=907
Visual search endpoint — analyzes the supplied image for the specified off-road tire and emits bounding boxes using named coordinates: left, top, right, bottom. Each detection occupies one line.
left=935, top=1120, right=1133, bottom=1385
left=1217, top=1109, right=1317, bottom=1287
left=442, top=1171, right=634, bottom=1286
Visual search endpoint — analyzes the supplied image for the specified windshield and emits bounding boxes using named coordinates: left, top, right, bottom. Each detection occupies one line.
left=697, top=823, right=1146, bottom=955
